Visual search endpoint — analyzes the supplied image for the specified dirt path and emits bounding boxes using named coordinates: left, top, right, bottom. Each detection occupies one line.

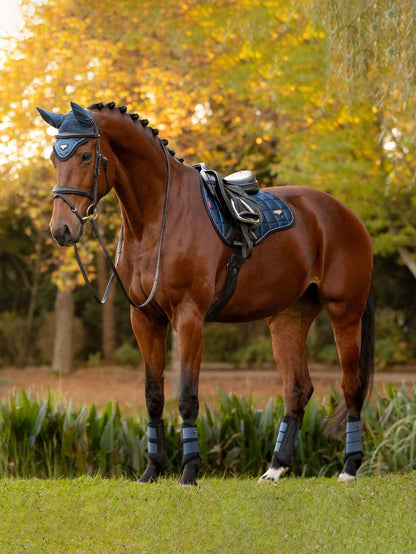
left=0, top=363, right=415, bottom=410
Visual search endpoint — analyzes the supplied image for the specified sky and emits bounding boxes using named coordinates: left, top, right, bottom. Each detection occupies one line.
left=0, top=0, right=24, bottom=38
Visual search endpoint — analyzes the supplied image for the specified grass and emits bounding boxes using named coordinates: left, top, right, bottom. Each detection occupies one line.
left=0, top=474, right=415, bottom=553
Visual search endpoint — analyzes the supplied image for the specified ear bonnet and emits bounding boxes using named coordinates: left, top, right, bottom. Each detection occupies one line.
left=37, top=102, right=96, bottom=161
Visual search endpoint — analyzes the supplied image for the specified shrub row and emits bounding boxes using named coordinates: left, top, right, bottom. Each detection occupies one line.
left=0, top=385, right=414, bottom=479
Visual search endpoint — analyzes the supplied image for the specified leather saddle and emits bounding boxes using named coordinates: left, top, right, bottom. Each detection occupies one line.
left=194, top=163, right=295, bottom=321
left=194, top=163, right=262, bottom=257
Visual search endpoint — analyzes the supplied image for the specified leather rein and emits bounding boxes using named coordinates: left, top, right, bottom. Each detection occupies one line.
left=52, top=127, right=172, bottom=309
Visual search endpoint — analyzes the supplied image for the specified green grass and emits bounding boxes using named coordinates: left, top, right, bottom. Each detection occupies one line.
left=0, top=474, right=415, bottom=553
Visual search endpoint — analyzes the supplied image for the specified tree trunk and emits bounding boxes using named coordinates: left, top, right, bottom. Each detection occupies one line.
left=52, top=289, right=74, bottom=375
left=96, top=250, right=116, bottom=362
left=16, top=228, right=42, bottom=367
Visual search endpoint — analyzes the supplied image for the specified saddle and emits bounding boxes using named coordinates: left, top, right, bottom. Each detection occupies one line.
left=194, top=163, right=295, bottom=321
left=194, top=163, right=262, bottom=259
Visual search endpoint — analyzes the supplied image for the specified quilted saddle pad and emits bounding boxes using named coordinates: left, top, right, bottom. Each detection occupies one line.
left=200, top=178, right=295, bottom=247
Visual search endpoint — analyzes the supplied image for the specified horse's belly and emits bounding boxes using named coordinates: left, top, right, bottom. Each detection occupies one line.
left=212, top=233, right=314, bottom=322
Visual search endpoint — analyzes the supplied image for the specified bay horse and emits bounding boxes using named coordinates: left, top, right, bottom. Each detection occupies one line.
left=37, top=101, right=374, bottom=485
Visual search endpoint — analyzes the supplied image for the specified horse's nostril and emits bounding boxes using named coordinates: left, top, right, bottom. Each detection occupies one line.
left=51, top=221, right=77, bottom=246
left=62, top=224, right=71, bottom=242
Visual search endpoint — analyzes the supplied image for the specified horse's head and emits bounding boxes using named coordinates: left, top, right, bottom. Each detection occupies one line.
left=37, top=102, right=111, bottom=246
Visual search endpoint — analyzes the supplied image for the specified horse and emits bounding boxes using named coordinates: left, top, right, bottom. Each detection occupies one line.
left=37, top=101, right=374, bottom=486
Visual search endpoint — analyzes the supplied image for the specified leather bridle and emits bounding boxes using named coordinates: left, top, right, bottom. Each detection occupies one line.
left=52, top=129, right=110, bottom=223
left=51, top=119, right=172, bottom=309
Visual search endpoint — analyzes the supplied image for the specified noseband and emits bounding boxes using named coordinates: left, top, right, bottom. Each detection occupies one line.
left=51, top=121, right=172, bottom=309
left=52, top=130, right=110, bottom=223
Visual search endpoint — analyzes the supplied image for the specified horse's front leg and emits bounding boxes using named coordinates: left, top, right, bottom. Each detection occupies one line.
left=130, top=309, right=169, bottom=483
left=175, top=309, right=204, bottom=486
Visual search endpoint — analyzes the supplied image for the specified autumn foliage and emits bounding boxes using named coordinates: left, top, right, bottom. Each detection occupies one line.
left=0, top=0, right=414, bottom=366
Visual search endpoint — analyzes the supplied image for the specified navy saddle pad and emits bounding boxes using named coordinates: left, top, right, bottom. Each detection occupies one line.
left=200, top=179, right=295, bottom=247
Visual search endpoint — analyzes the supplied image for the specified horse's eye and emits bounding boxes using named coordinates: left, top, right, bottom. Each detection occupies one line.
left=81, top=152, right=92, bottom=163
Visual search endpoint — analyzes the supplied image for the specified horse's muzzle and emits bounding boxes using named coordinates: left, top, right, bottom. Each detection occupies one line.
left=50, top=219, right=82, bottom=247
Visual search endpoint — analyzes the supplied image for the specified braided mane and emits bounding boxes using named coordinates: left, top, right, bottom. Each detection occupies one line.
left=88, top=101, right=184, bottom=162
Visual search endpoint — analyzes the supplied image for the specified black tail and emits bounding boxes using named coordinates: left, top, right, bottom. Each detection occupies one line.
left=325, top=283, right=375, bottom=435
left=358, top=283, right=375, bottom=405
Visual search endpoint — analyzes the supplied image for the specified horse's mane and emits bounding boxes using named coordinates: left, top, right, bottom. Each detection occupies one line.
left=88, top=101, right=184, bottom=163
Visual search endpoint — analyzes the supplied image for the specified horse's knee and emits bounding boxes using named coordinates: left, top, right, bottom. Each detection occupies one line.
left=285, top=382, right=314, bottom=419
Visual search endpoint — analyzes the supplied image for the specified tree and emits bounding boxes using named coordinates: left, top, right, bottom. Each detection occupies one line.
left=315, top=0, right=416, bottom=277
left=0, top=0, right=414, bottom=367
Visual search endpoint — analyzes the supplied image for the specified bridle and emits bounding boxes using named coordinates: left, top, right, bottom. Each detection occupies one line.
left=52, top=119, right=172, bottom=309
left=52, top=129, right=109, bottom=223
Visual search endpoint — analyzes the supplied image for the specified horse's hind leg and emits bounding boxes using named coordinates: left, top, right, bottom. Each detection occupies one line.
left=259, top=290, right=322, bottom=484
left=326, top=292, right=374, bottom=481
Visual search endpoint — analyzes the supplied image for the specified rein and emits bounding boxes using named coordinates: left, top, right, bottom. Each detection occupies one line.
left=53, top=125, right=172, bottom=309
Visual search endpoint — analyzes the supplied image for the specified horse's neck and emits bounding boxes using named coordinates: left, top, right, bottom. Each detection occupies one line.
left=114, top=149, right=198, bottom=243
left=96, top=111, right=199, bottom=241
left=112, top=145, right=168, bottom=239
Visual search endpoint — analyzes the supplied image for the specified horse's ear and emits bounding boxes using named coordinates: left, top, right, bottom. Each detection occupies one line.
left=70, top=101, right=94, bottom=126
left=36, top=107, right=64, bottom=128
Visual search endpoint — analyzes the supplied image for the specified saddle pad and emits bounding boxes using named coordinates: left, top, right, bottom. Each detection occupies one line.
left=200, top=177, right=295, bottom=247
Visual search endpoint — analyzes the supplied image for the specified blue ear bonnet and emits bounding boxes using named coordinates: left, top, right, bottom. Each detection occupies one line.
left=54, top=112, right=94, bottom=162
left=37, top=103, right=96, bottom=162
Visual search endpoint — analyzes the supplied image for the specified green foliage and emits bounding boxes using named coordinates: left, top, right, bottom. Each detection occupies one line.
left=113, top=342, right=141, bottom=366
left=231, top=336, right=274, bottom=367
left=202, top=323, right=245, bottom=363
left=0, top=386, right=414, bottom=480
left=317, top=0, right=416, bottom=273
left=361, top=384, right=416, bottom=476
left=0, top=312, right=27, bottom=366
left=375, top=309, right=412, bottom=368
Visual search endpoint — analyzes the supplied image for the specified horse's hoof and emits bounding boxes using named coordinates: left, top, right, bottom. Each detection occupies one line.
left=138, top=459, right=164, bottom=483
left=338, top=453, right=361, bottom=483
left=180, top=457, right=201, bottom=486
left=338, top=472, right=357, bottom=483
left=257, top=466, right=288, bottom=485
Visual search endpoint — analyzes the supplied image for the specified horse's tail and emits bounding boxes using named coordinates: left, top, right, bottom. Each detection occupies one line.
left=358, top=282, right=375, bottom=405
left=326, top=282, right=375, bottom=435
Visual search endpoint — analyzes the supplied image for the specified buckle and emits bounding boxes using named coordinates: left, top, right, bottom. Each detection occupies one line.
left=82, top=204, right=99, bottom=221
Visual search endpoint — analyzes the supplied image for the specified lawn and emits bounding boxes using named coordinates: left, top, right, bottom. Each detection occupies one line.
left=0, top=474, right=414, bottom=553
